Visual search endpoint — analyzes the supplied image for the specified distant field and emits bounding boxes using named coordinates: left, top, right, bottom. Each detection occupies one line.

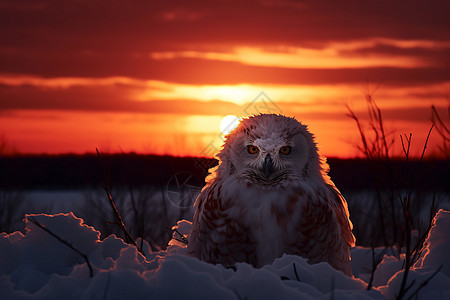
left=0, top=154, right=448, bottom=192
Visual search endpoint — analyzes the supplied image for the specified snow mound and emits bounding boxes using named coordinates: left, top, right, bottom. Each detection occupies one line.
left=414, top=209, right=450, bottom=276
left=1, top=211, right=450, bottom=299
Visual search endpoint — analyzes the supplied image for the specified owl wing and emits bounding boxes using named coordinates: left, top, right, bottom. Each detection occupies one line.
left=326, top=184, right=356, bottom=248
left=284, top=186, right=353, bottom=276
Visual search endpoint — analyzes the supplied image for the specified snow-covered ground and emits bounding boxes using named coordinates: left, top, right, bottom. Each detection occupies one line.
left=1, top=210, right=449, bottom=299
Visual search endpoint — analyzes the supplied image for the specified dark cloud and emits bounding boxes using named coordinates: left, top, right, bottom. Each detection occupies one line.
left=339, top=43, right=450, bottom=67
left=0, top=84, right=131, bottom=111
left=280, top=102, right=448, bottom=123
left=1, top=54, right=449, bottom=86
left=379, top=106, right=447, bottom=123
left=0, top=83, right=242, bottom=114
left=0, top=1, right=449, bottom=56
left=1, top=0, right=449, bottom=50
left=350, top=105, right=449, bottom=123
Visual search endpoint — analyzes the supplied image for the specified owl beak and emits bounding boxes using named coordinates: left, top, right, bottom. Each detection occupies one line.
left=264, top=155, right=273, bottom=179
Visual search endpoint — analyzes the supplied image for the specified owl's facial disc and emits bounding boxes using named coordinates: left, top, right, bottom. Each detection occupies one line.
left=237, top=136, right=288, bottom=185
left=243, top=146, right=290, bottom=185
left=230, top=133, right=310, bottom=187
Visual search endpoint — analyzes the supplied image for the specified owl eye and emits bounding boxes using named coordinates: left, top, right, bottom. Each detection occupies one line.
left=279, top=146, right=292, bottom=155
left=247, top=145, right=259, bottom=154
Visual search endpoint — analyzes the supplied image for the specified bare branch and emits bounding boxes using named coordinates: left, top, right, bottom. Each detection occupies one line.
left=407, top=265, right=443, bottom=300
left=420, top=125, right=434, bottom=162
left=29, top=217, right=93, bottom=278
left=293, top=263, right=300, bottom=281
left=96, top=148, right=145, bottom=257
left=367, top=247, right=385, bottom=291
left=169, top=227, right=189, bottom=245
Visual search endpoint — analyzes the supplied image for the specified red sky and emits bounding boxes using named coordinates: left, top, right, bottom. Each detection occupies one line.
left=0, top=0, right=449, bottom=158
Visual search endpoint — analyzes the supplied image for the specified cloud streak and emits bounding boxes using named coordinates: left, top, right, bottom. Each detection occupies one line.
left=150, top=40, right=450, bottom=69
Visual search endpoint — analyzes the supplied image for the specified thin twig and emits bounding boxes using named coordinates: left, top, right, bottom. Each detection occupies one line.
left=397, top=204, right=413, bottom=300
left=346, top=105, right=371, bottom=159
left=293, top=263, right=300, bottom=281
left=170, top=227, right=188, bottom=245
left=96, top=148, right=143, bottom=256
left=411, top=195, right=435, bottom=265
left=367, top=246, right=385, bottom=290
left=431, top=105, right=449, bottom=137
left=400, top=134, right=412, bottom=159
left=431, top=104, right=450, bottom=157
left=158, top=171, right=170, bottom=244
left=29, top=217, right=94, bottom=278
left=420, top=125, right=434, bottom=162
left=407, top=265, right=443, bottom=300
left=128, top=186, right=145, bottom=253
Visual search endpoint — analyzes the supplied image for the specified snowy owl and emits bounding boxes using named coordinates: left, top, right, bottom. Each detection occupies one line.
left=188, top=114, right=355, bottom=276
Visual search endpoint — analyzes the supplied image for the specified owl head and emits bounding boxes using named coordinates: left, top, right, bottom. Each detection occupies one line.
left=214, top=114, right=326, bottom=188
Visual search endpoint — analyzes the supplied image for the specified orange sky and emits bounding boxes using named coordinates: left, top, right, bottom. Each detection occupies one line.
left=1, top=1, right=449, bottom=158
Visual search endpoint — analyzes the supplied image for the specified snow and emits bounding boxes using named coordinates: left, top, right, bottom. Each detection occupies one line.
left=1, top=210, right=450, bottom=299
left=414, top=210, right=450, bottom=276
